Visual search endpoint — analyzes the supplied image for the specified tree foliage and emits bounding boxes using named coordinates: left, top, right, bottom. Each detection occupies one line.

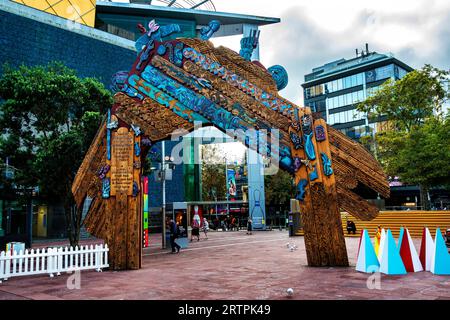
left=0, top=62, right=113, bottom=245
left=264, top=170, right=295, bottom=207
left=201, top=144, right=226, bottom=201
left=357, top=64, right=450, bottom=209
left=358, top=65, right=449, bottom=132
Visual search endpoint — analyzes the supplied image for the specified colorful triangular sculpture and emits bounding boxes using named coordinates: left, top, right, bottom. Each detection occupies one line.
left=397, top=227, right=405, bottom=251
left=379, top=229, right=407, bottom=275
left=430, top=228, right=450, bottom=275
left=357, top=229, right=364, bottom=258
left=356, top=229, right=380, bottom=273
left=378, top=228, right=386, bottom=263
left=399, top=228, right=423, bottom=272
left=419, top=227, right=435, bottom=271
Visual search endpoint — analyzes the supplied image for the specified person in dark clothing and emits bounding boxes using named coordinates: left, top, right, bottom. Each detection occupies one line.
left=346, top=220, right=357, bottom=235
left=169, top=218, right=181, bottom=253
left=247, top=218, right=253, bottom=235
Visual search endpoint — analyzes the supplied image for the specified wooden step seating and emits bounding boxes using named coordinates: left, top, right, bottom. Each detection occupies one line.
left=295, top=211, right=450, bottom=239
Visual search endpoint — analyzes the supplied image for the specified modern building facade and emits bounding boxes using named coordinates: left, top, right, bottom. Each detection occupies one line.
left=302, top=45, right=414, bottom=141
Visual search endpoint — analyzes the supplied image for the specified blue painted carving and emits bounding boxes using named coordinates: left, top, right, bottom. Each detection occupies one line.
left=136, top=41, right=154, bottom=71
left=102, top=178, right=110, bottom=199
left=315, top=125, right=326, bottom=142
left=131, top=124, right=142, bottom=137
left=304, top=132, right=316, bottom=161
left=127, top=74, right=209, bottom=123
left=296, top=179, right=308, bottom=202
left=122, top=84, right=145, bottom=101
left=132, top=181, right=139, bottom=197
left=321, top=152, right=334, bottom=177
left=107, top=109, right=111, bottom=161
left=290, top=132, right=303, bottom=150
left=141, top=138, right=152, bottom=147
left=268, top=65, right=288, bottom=91
left=200, top=20, right=221, bottom=41
left=134, top=142, right=141, bottom=157
left=110, top=71, right=129, bottom=93
left=301, top=114, right=313, bottom=135
left=309, top=165, right=319, bottom=181
left=239, top=29, right=260, bottom=61
left=183, top=48, right=295, bottom=116
left=107, top=120, right=118, bottom=130
left=135, top=20, right=181, bottom=53
left=157, top=45, right=167, bottom=56
left=280, top=156, right=293, bottom=170
left=293, top=157, right=302, bottom=172
left=173, top=42, right=184, bottom=67
left=98, top=165, right=110, bottom=180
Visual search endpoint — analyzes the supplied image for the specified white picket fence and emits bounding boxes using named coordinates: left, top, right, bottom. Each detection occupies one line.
left=0, top=244, right=109, bottom=283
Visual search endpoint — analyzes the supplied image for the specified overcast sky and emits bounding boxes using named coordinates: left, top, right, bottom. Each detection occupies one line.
left=117, top=0, right=450, bottom=105
left=209, top=0, right=450, bottom=104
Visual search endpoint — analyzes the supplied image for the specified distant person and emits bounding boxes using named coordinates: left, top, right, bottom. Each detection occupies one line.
left=247, top=218, right=253, bottom=235
left=346, top=221, right=357, bottom=235
left=169, top=218, right=181, bottom=254
left=191, top=217, right=200, bottom=242
left=221, top=218, right=228, bottom=232
left=202, top=218, right=209, bottom=239
left=231, top=216, right=237, bottom=231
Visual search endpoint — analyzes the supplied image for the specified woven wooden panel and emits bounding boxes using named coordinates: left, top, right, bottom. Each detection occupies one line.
left=71, top=120, right=107, bottom=208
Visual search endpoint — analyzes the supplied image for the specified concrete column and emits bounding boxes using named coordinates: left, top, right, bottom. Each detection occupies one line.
left=247, top=148, right=266, bottom=230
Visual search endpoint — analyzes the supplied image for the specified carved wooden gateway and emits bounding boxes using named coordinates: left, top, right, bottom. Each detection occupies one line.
left=72, top=21, right=389, bottom=270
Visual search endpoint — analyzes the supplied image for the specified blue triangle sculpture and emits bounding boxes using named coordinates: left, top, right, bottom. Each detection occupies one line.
left=431, top=228, right=450, bottom=275
left=379, top=229, right=407, bottom=275
left=356, top=229, right=380, bottom=273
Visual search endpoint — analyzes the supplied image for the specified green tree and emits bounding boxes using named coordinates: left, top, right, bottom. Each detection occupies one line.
left=264, top=170, right=295, bottom=209
left=201, top=145, right=226, bottom=201
left=357, top=64, right=450, bottom=209
left=0, top=62, right=113, bottom=246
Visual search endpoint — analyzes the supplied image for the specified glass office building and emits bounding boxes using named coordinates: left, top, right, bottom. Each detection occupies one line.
left=302, top=47, right=413, bottom=141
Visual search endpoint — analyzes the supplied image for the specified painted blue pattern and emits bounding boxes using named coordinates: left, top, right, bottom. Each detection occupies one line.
left=320, top=152, right=334, bottom=177
left=304, top=133, right=316, bottom=161
left=296, top=180, right=308, bottom=201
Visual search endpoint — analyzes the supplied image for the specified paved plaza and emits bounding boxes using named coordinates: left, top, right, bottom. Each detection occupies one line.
left=0, top=231, right=449, bottom=300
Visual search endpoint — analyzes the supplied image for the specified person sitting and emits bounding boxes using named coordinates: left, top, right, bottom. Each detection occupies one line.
left=346, top=221, right=357, bottom=235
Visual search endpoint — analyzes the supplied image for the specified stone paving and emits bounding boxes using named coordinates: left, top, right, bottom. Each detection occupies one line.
left=0, top=230, right=449, bottom=300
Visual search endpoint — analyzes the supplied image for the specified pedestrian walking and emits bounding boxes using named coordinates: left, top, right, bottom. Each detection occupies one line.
left=247, top=217, right=253, bottom=235
left=191, top=217, right=200, bottom=242
left=169, top=218, right=181, bottom=253
left=202, top=218, right=209, bottom=239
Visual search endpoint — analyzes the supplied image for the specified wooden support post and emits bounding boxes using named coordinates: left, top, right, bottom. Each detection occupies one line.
left=291, top=109, right=349, bottom=267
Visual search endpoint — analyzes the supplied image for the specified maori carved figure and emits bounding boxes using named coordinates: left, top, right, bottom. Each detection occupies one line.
left=239, top=29, right=260, bottom=61
left=72, top=22, right=390, bottom=270
left=268, top=65, right=288, bottom=91
left=199, top=20, right=221, bottom=41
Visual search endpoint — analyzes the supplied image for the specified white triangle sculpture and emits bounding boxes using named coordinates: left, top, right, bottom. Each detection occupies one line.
left=399, top=228, right=423, bottom=272
left=378, top=228, right=386, bottom=263
left=379, top=229, right=407, bottom=275
left=419, top=227, right=435, bottom=272
left=397, top=227, right=405, bottom=251
left=356, top=230, right=380, bottom=273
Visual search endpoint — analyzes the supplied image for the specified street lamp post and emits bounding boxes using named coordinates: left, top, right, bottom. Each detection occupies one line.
left=161, top=141, right=166, bottom=249
left=224, top=155, right=229, bottom=216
